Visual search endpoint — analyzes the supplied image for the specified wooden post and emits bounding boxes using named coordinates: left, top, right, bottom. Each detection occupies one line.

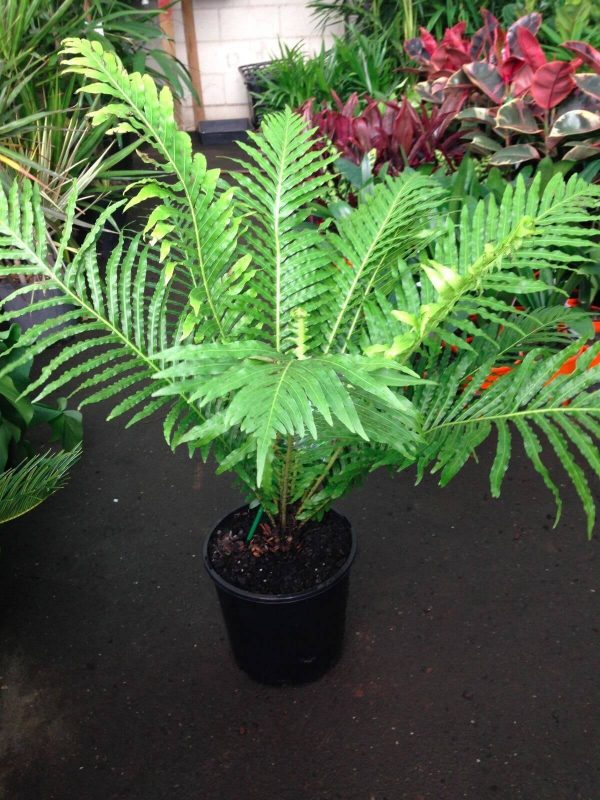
left=180, top=0, right=205, bottom=126
left=157, top=0, right=182, bottom=127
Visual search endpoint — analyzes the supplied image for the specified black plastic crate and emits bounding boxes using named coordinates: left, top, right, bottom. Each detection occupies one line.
left=239, top=61, right=272, bottom=127
left=198, top=118, right=250, bottom=146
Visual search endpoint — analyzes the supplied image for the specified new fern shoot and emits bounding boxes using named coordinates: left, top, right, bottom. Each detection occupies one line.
left=0, top=38, right=599, bottom=538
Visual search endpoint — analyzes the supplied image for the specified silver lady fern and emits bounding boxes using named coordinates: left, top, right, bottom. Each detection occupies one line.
left=0, top=38, right=599, bottom=535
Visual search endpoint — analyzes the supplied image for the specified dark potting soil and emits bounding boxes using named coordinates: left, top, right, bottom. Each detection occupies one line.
left=208, top=507, right=352, bottom=595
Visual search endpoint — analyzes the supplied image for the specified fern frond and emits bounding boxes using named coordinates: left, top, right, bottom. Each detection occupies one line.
left=61, top=37, right=242, bottom=343
left=418, top=343, right=600, bottom=537
left=324, top=174, right=446, bottom=354
left=472, top=306, right=593, bottom=366
left=0, top=181, right=195, bottom=432
left=433, top=173, right=600, bottom=297
left=454, top=174, right=595, bottom=259
left=154, top=342, right=422, bottom=486
left=367, top=171, right=599, bottom=362
left=233, top=109, right=338, bottom=353
left=0, top=180, right=47, bottom=276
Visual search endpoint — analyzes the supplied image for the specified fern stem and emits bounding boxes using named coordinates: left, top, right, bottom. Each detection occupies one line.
left=279, top=435, right=294, bottom=532
left=426, top=405, right=600, bottom=434
left=297, top=445, right=343, bottom=517
left=246, top=506, right=263, bottom=543
left=340, top=268, right=378, bottom=354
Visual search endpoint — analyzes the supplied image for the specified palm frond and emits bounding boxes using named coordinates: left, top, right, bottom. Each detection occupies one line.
left=0, top=446, right=81, bottom=524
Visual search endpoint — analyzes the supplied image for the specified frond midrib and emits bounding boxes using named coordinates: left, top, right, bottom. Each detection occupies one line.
left=273, top=118, right=290, bottom=351
left=425, top=404, right=599, bottom=433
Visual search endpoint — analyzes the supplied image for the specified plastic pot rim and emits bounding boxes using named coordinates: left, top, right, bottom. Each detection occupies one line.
left=203, top=504, right=357, bottom=606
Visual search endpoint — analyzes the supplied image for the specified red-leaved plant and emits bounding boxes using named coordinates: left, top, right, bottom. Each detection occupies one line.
left=298, top=91, right=468, bottom=178
left=405, top=10, right=600, bottom=166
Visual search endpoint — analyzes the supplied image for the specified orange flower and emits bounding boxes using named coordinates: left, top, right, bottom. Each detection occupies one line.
left=546, top=345, right=600, bottom=385
left=480, top=365, right=512, bottom=390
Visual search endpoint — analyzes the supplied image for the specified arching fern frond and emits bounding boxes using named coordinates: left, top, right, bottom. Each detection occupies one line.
left=360, top=172, right=600, bottom=536
left=61, top=37, right=242, bottom=344
left=433, top=172, right=600, bottom=275
left=366, top=174, right=600, bottom=361
left=0, top=181, right=192, bottom=429
left=414, top=342, right=600, bottom=537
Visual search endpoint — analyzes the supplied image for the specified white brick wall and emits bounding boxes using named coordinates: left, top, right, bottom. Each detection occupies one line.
left=171, top=0, right=341, bottom=129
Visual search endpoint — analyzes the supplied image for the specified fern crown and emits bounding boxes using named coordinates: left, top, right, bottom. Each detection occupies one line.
left=0, top=38, right=599, bottom=534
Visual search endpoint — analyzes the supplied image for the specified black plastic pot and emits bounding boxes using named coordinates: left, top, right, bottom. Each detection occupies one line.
left=204, top=507, right=357, bottom=686
left=238, top=61, right=272, bottom=128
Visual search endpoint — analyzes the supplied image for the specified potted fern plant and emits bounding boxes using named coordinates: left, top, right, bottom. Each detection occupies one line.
left=1, top=39, right=599, bottom=684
